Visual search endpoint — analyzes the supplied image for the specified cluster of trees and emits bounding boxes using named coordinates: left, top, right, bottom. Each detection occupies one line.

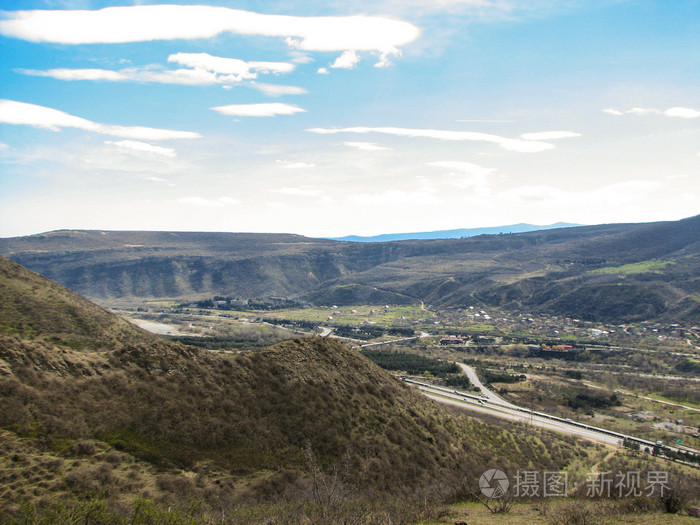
left=360, top=350, right=459, bottom=377
left=444, top=375, right=472, bottom=389
left=567, top=392, right=622, bottom=411
left=481, top=370, right=526, bottom=384
left=333, top=325, right=415, bottom=341
left=333, top=325, right=385, bottom=340
left=189, top=296, right=305, bottom=311
left=263, top=318, right=317, bottom=330
left=675, top=358, right=700, bottom=375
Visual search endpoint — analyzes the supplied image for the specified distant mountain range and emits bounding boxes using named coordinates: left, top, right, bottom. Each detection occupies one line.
left=1, top=215, right=698, bottom=323
left=329, top=222, right=580, bottom=242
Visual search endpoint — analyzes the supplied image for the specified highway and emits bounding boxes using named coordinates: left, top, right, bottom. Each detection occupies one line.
left=360, top=336, right=420, bottom=348
left=406, top=378, right=622, bottom=446
left=403, top=377, right=700, bottom=467
left=456, top=362, right=518, bottom=408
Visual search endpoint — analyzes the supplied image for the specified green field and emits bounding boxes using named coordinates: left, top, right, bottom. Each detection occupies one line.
left=590, top=259, right=675, bottom=275
left=242, top=304, right=432, bottom=326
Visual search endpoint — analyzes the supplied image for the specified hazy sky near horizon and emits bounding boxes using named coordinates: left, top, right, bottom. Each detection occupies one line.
left=1, top=0, right=699, bottom=237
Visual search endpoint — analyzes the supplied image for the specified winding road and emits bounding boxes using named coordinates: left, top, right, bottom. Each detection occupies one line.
left=404, top=366, right=700, bottom=467
left=457, top=363, right=518, bottom=408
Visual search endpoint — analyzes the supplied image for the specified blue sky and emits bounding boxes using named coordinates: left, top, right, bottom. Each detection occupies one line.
left=1, top=0, right=699, bottom=237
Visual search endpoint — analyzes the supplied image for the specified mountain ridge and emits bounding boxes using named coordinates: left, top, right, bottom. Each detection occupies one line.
left=0, top=215, right=698, bottom=323
left=329, top=222, right=581, bottom=242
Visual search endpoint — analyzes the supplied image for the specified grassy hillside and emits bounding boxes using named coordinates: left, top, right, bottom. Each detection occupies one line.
left=1, top=215, right=698, bottom=323
left=0, top=256, right=594, bottom=523
left=0, top=255, right=148, bottom=344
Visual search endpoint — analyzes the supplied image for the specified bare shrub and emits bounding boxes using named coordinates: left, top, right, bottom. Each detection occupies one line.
left=614, top=496, right=662, bottom=515
left=660, top=474, right=694, bottom=514
left=70, top=440, right=96, bottom=456
left=63, top=464, right=114, bottom=496
left=547, top=500, right=600, bottom=525
left=155, top=473, right=195, bottom=496
left=104, top=451, right=122, bottom=465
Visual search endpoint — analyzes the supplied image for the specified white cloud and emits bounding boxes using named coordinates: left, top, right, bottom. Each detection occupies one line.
left=317, top=67, right=330, bottom=75
left=289, top=51, right=314, bottom=64
left=520, top=131, right=581, bottom=141
left=105, top=140, right=176, bottom=157
left=427, top=160, right=493, bottom=175
left=19, top=53, right=297, bottom=87
left=603, top=106, right=700, bottom=119
left=250, top=82, right=308, bottom=97
left=428, top=161, right=495, bottom=191
left=331, top=50, right=360, bottom=69
left=178, top=196, right=240, bottom=207
left=218, top=197, right=241, bottom=205
left=270, top=186, right=322, bottom=197
left=664, top=106, right=700, bottom=119
left=277, top=161, right=316, bottom=169
left=628, top=107, right=662, bottom=116
left=501, top=180, right=662, bottom=205
left=169, top=52, right=295, bottom=78
left=0, top=6, right=420, bottom=65
left=212, top=103, right=306, bottom=117
left=19, top=68, right=127, bottom=81
left=500, top=184, right=567, bottom=202
left=0, top=142, right=8, bottom=150
left=0, top=99, right=201, bottom=140
left=601, top=108, right=624, bottom=116
left=100, top=125, right=200, bottom=141
left=342, top=141, right=391, bottom=151
left=20, top=66, right=219, bottom=86
left=308, top=126, right=555, bottom=152
left=347, top=189, right=442, bottom=206
left=374, top=51, right=398, bottom=68
left=146, top=176, right=168, bottom=183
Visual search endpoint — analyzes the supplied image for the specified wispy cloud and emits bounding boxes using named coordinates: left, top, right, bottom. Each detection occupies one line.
left=428, top=160, right=494, bottom=176
left=456, top=119, right=515, bottom=123
left=519, top=131, right=580, bottom=140
left=19, top=68, right=126, bottom=81
left=603, top=106, right=700, bottom=119
left=270, top=186, right=322, bottom=197
left=308, top=126, right=557, bottom=152
left=0, top=99, right=201, bottom=140
left=276, top=161, right=316, bottom=169
left=501, top=180, right=662, bottom=205
left=178, top=196, right=240, bottom=207
left=212, top=103, right=306, bottom=117
left=428, top=161, right=495, bottom=191
left=170, top=53, right=294, bottom=79
left=19, top=66, right=219, bottom=86
left=105, top=140, right=176, bottom=157
left=342, top=141, right=391, bottom=151
left=347, top=189, right=441, bottom=206
left=0, top=5, right=420, bottom=67
left=19, top=52, right=297, bottom=87
left=250, top=82, right=308, bottom=97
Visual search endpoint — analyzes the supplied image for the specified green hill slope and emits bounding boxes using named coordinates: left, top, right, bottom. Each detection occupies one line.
left=0, top=256, right=587, bottom=522
left=0, top=255, right=148, bottom=344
